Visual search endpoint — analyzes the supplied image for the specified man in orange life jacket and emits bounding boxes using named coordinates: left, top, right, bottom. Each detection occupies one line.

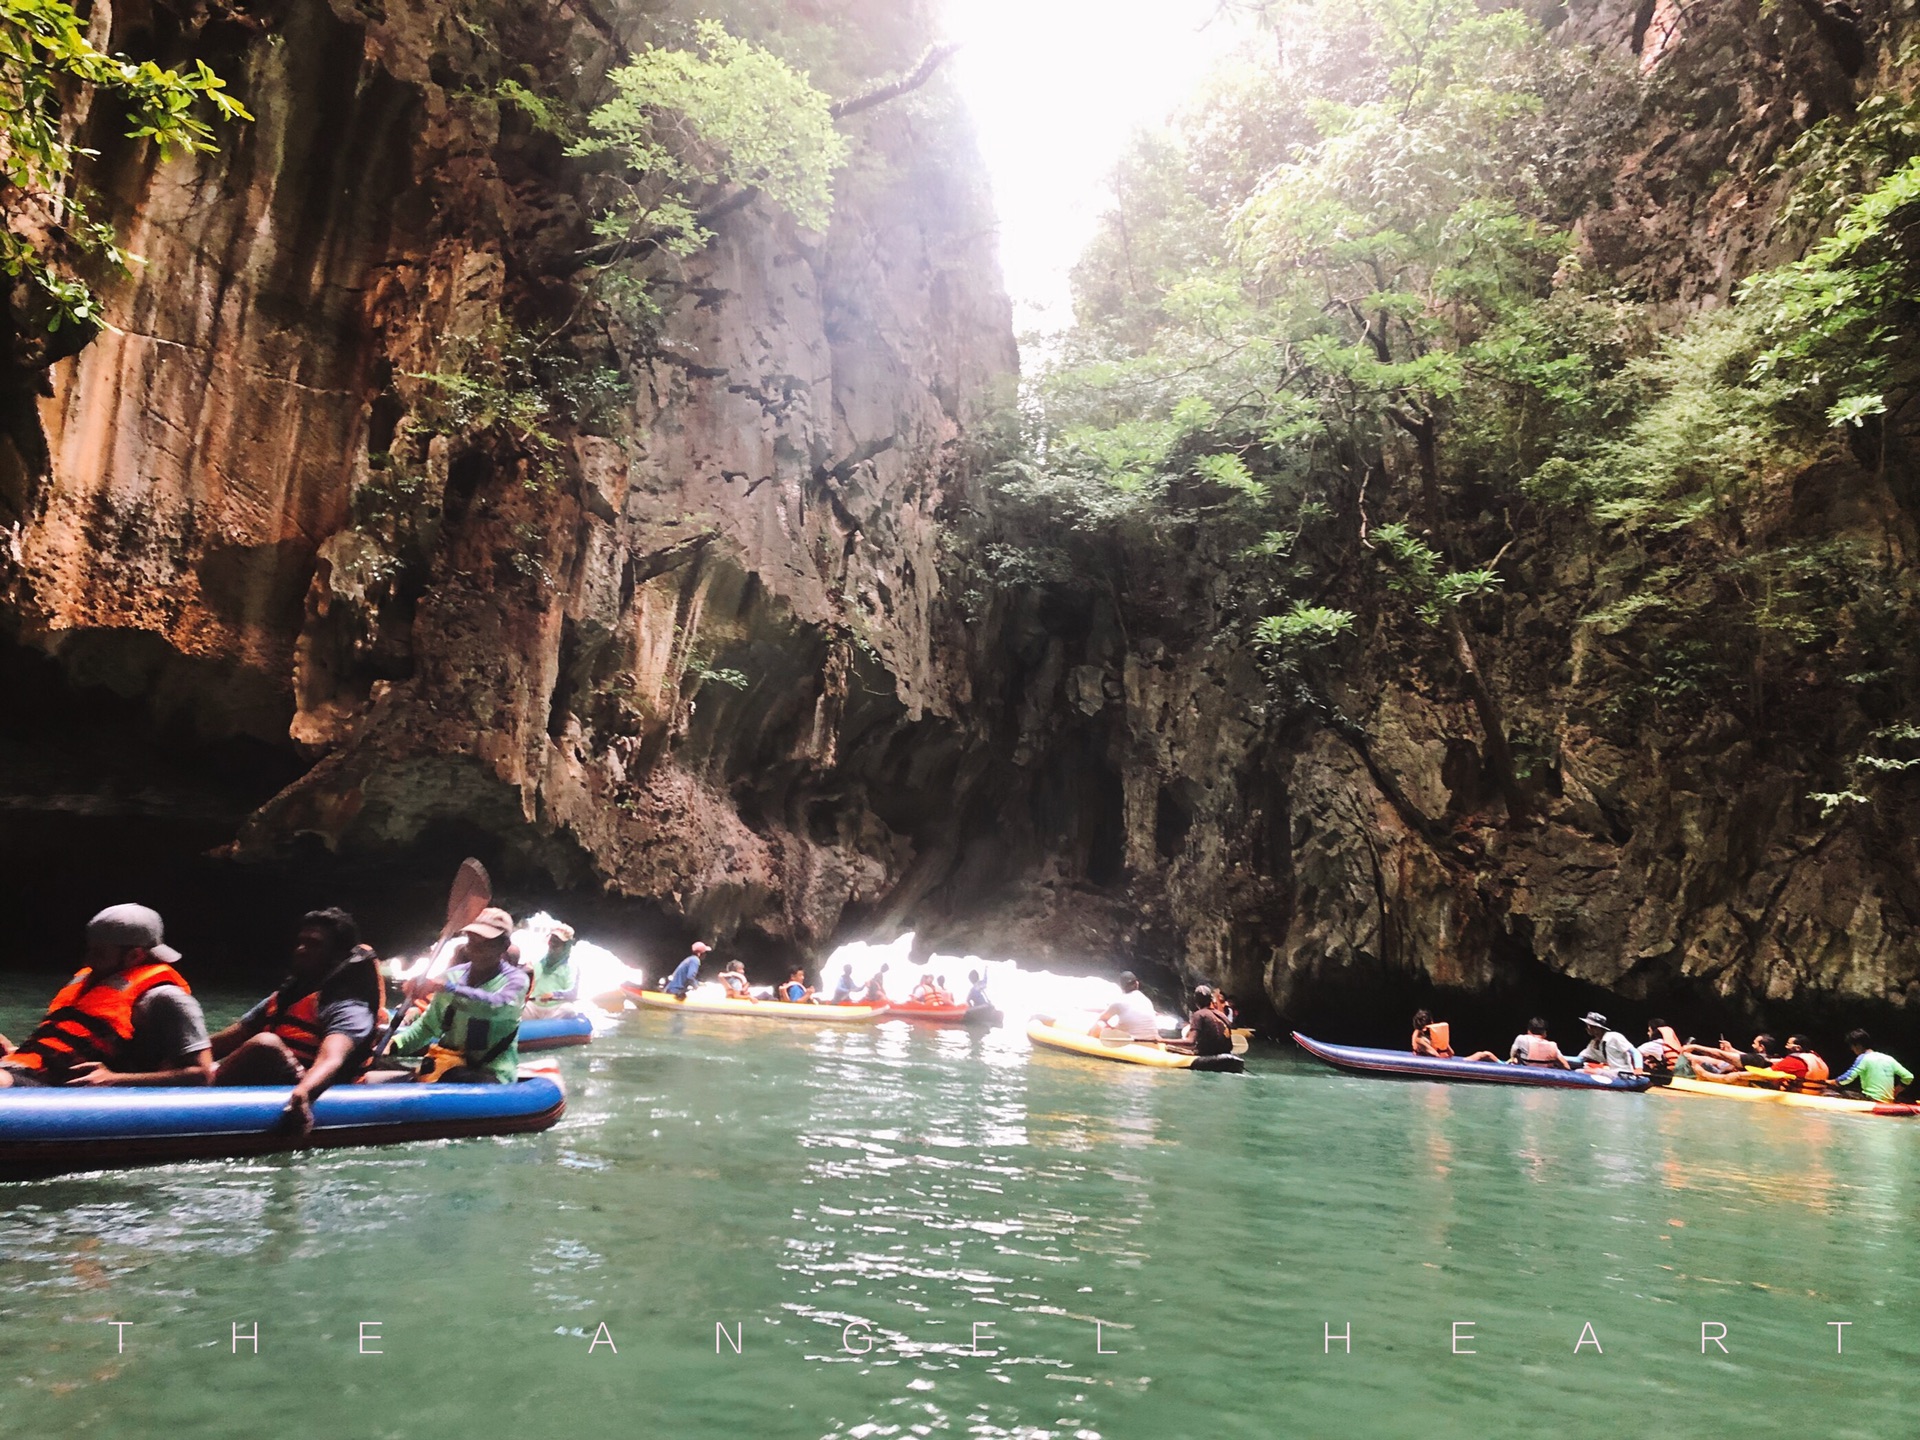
left=0, top=905, right=213, bottom=1088
left=208, top=908, right=381, bottom=1133
left=1507, top=1016, right=1571, bottom=1069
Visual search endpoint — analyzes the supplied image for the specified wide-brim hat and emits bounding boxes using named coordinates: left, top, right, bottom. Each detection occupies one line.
left=461, top=906, right=515, bottom=940
left=1580, top=1010, right=1609, bottom=1029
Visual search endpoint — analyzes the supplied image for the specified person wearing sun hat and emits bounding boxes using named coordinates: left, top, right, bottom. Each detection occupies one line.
left=663, top=940, right=710, bottom=998
left=0, top=904, right=213, bottom=1088
left=388, top=906, right=528, bottom=1082
left=524, top=922, right=581, bottom=1015
left=1573, top=1010, right=1642, bottom=1073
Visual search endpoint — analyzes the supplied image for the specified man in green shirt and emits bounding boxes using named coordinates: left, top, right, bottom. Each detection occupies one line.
left=525, top=924, right=580, bottom=1017
left=1833, top=1029, right=1914, bottom=1103
left=390, top=907, right=527, bottom=1083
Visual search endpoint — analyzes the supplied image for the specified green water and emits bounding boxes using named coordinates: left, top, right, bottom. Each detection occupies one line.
left=2, top=978, right=1916, bottom=1437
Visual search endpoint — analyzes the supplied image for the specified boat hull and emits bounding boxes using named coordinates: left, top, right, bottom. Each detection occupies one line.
left=880, top=1002, right=971, bottom=1023
left=1027, top=1019, right=1244, bottom=1072
left=624, top=986, right=888, bottom=1023
left=1659, top=1074, right=1920, bottom=1116
left=0, top=1076, right=566, bottom=1181
left=1292, top=1033, right=1652, bottom=1091
left=518, top=1013, right=593, bottom=1050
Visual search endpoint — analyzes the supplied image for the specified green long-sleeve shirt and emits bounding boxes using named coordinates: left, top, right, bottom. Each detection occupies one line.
left=391, top=962, right=527, bottom=1083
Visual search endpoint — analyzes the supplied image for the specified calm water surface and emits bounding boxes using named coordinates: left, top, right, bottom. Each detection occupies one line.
left=2, top=977, right=1915, bottom=1437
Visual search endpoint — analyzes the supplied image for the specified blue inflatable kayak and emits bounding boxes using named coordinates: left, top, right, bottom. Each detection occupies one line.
left=519, top=1013, right=593, bottom=1050
left=0, top=1076, right=566, bottom=1180
left=1292, top=1033, right=1653, bottom=1092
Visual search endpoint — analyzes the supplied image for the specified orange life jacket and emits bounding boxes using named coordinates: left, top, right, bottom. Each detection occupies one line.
left=1517, top=1034, right=1560, bottom=1065
left=1412, top=1021, right=1453, bottom=1056
left=1643, top=1025, right=1682, bottom=1065
left=258, top=957, right=383, bottom=1073
left=5, top=963, right=191, bottom=1074
left=1778, top=1052, right=1830, bottom=1085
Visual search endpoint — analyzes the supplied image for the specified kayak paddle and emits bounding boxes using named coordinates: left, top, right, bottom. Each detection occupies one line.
left=372, top=858, right=491, bottom=1058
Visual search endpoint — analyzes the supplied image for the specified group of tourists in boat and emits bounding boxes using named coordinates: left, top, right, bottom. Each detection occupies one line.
left=0, top=901, right=585, bottom=1133
left=656, top=944, right=1001, bottom=1021
left=1086, top=971, right=1240, bottom=1059
left=1410, top=1008, right=1915, bottom=1103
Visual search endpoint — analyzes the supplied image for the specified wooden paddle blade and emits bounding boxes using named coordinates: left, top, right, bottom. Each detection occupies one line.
left=442, top=858, right=492, bottom=943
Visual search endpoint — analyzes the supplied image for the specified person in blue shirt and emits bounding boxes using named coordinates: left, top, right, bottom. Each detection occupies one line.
left=830, top=964, right=856, bottom=1003
left=779, top=967, right=813, bottom=1003
left=965, top=970, right=990, bottom=1009
left=663, top=942, right=709, bottom=998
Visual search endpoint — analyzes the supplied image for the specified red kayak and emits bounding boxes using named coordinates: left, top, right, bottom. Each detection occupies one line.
left=877, top=1001, right=971, bottom=1024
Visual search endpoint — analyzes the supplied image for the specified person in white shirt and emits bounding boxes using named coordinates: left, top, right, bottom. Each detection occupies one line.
left=1091, top=972, right=1163, bottom=1042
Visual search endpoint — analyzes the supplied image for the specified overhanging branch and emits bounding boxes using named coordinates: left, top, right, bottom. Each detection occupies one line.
left=830, top=43, right=961, bottom=119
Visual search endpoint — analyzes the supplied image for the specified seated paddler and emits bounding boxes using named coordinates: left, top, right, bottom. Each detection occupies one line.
left=388, top=907, right=528, bottom=1083
left=663, top=942, right=709, bottom=998
left=0, top=904, right=213, bottom=1088
left=1767, top=1035, right=1829, bottom=1088
left=1834, top=1029, right=1913, bottom=1103
left=524, top=924, right=580, bottom=1016
left=1508, top=1017, right=1571, bottom=1068
left=1090, top=972, right=1162, bottom=1042
left=1184, top=986, right=1233, bottom=1057
left=1573, top=1011, right=1642, bottom=1073
left=209, top=907, right=382, bottom=1128
left=1410, top=1009, right=1498, bottom=1062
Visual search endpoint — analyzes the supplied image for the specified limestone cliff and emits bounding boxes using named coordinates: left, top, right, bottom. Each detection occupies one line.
left=919, top=0, right=1920, bottom=1045
left=0, top=0, right=1016, bottom=965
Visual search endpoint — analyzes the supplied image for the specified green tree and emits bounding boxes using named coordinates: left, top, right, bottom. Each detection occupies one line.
left=570, top=20, right=847, bottom=263
left=0, top=0, right=250, bottom=333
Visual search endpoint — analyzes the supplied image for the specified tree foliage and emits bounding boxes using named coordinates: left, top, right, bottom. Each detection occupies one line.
left=0, top=0, right=249, bottom=331
left=570, top=20, right=847, bottom=259
left=1003, top=0, right=1920, bottom=835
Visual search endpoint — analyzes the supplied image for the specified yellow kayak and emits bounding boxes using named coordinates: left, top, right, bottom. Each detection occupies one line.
left=1026, top=1018, right=1244, bottom=1071
left=624, top=986, right=889, bottom=1024
left=1659, top=1075, right=1919, bottom=1116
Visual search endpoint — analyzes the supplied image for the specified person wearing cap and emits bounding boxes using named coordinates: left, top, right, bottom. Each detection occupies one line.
left=1090, top=973, right=1162, bottom=1042
left=1573, top=1011, right=1642, bottom=1073
left=208, top=907, right=382, bottom=1128
left=525, top=924, right=581, bottom=1016
left=663, top=942, right=709, bottom=999
left=0, top=904, right=213, bottom=1087
left=387, top=907, right=528, bottom=1083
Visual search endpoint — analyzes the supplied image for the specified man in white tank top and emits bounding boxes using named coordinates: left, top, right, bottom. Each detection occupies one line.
left=1091, top=973, right=1163, bottom=1042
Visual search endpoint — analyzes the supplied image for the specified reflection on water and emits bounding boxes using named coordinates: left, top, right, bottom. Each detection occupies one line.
left=2, top=975, right=1918, bottom=1437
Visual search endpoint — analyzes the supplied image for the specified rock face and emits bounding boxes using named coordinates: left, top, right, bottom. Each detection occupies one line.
left=0, top=0, right=1016, bottom=964
left=911, top=0, right=1920, bottom=1042
left=4, top=0, right=1917, bottom=1043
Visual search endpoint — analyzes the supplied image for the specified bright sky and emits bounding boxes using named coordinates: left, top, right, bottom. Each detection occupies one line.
left=942, top=0, right=1246, bottom=340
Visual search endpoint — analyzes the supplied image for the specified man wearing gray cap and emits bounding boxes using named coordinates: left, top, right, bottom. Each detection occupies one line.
left=0, top=905, right=213, bottom=1087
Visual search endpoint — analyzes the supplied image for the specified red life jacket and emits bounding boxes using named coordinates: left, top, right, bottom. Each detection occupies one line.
left=1776, top=1052, right=1830, bottom=1086
left=5, top=963, right=191, bottom=1074
left=1517, top=1034, right=1560, bottom=1065
left=258, top=957, right=383, bottom=1073
left=1413, top=1022, right=1453, bottom=1057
